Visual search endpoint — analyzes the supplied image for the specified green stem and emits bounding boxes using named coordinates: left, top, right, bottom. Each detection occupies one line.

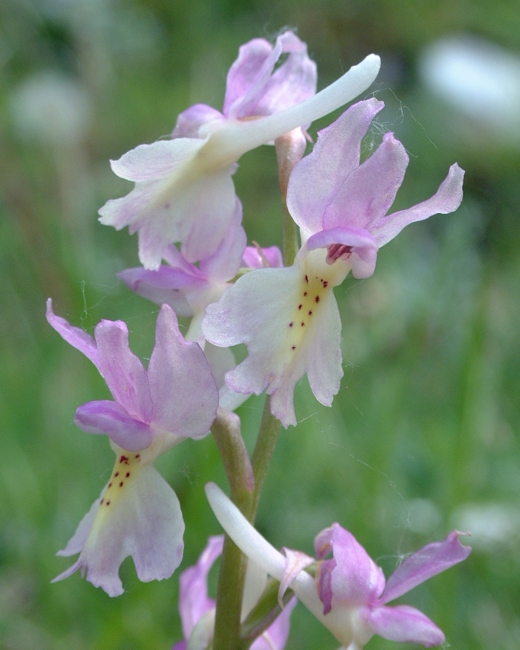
left=250, top=397, right=281, bottom=516
left=211, top=410, right=255, bottom=650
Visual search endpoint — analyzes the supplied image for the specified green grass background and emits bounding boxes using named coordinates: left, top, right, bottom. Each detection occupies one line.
left=1, top=0, right=520, bottom=648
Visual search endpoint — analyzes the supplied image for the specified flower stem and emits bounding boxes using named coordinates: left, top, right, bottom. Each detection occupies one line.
left=211, top=410, right=255, bottom=650
left=211, top=401, right=281, bottom=650
left=250, top=397, right=281, bottom=516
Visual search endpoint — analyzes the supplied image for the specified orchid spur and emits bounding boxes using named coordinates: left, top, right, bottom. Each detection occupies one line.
left=173, top=536, right=295, bottom=650
left=46, top=300, right=219, bottom=595
left=206, top=482, right=471, bottom=649
left=202, top=98, right=465, bottom=427
left=98, top=31, right=380, bottom=270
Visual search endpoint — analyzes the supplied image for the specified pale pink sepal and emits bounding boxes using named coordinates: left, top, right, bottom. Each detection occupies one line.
left=364, top=605, right=445, bottom=647
left=379, top=530, right=471, bottom=604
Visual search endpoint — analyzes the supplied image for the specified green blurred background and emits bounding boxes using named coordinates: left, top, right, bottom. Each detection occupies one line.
left=1, top=0, right=520, bottom=648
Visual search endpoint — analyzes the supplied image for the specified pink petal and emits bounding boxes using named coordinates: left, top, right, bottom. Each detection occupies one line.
left=224, top=37, right=274, bottom=117
left=324, top=524, right=386, bottom=606
left=94, top=319, right=153, bottom=423
left=365, top=605, right=445, bottom=647
left=117, top=266, right=200, bottom=317
left=74, top=400, right=152, bottom=451
left=46, top=299, right=99, bottom=369
left=172, top=104, right=224, bottom=139
left=287, top=99, right=384, bottom=235
left=242, top=245, right=283, bottom=269
left=380, top=530, right=471, bottom=604
left=306, top=226, right=379, bottom=279
left=322, top=132, right=408, bottom=232
left=178, top=536, right=223, bottom=639
left=316, top=558, right=335, bottom=615
left=371, top=163, right=465, bottom=247
left=148, top=305, right=218, bottom=438
left=224, top=32, right=316, bottom=119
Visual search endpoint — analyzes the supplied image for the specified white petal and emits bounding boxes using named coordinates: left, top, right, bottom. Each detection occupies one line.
left=54, top=461, right=184, bottom=596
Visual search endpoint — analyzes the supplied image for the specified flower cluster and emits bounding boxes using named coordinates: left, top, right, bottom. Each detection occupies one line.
left=47, top=28, right=469, bottom=649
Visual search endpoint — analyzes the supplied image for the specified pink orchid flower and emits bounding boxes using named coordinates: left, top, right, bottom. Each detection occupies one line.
left=206, top=482, right=471, bottom=650
left=203, top=98, right=464, bottom=427
left=47, top=300, right=219, bottom=596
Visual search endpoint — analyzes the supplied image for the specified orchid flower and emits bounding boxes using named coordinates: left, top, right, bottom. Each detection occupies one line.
left=98, top=31, right=380, bottom=270
left=46, top=300, right=219, bottom=596
left=172, top=535, right=296, bottom=650
left=206, top=482, right=471, bottom=649
left=202, top=98, right=465, bottom=426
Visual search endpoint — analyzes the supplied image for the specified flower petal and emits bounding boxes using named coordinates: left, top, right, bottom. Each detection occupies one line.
left=94, top=319, right=153, bottom=423
left=251, top=598, right=297, bottom=650
left=74, top=400, right=152, bottom=451
left=224, top=32, right=316, bottom=119
left=242, top=245, right=283, bottom=269
left=371, top=163, right=465, bottom=247
left=148, top=305, right=218, bottom=439
left=224, top=37, right=274, bottom=117
left=55, top=493, right=102, bottom=557
left=321, top=524, right=386, bottom=606
left=198, top=199, right=246, bottom=283
left=203, top=250, right=346, bottom=427
left=287, top=98, right=384, bottom=235
left=280, top=548, right=314, bottom=609
left=46, top=298, right=99, bottom=369
left=117, top=266, right=199, bottom=317
left=53, top=465, right=184, bottom=596
left=178, top=536, right=223, bottom=639
left=203, top=264, right=301, bottom=396
left=306, top=226, right=378, bottom=279
left=224, top=31, right=316, bottom=119
left=364, top=605, right=445, bottom=646
left=203, top=343, right=250, bottom=412
left=322, top=132, right=408, bottom=232
left=172, top=104, right=224, bottom=139
left=134, top=167, right=237, bottom=269
left=380, top=530, right=471, bottom=604
left=256, top=33, right=316, bottom=116
left=109, top=138, right=202, bottom=182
